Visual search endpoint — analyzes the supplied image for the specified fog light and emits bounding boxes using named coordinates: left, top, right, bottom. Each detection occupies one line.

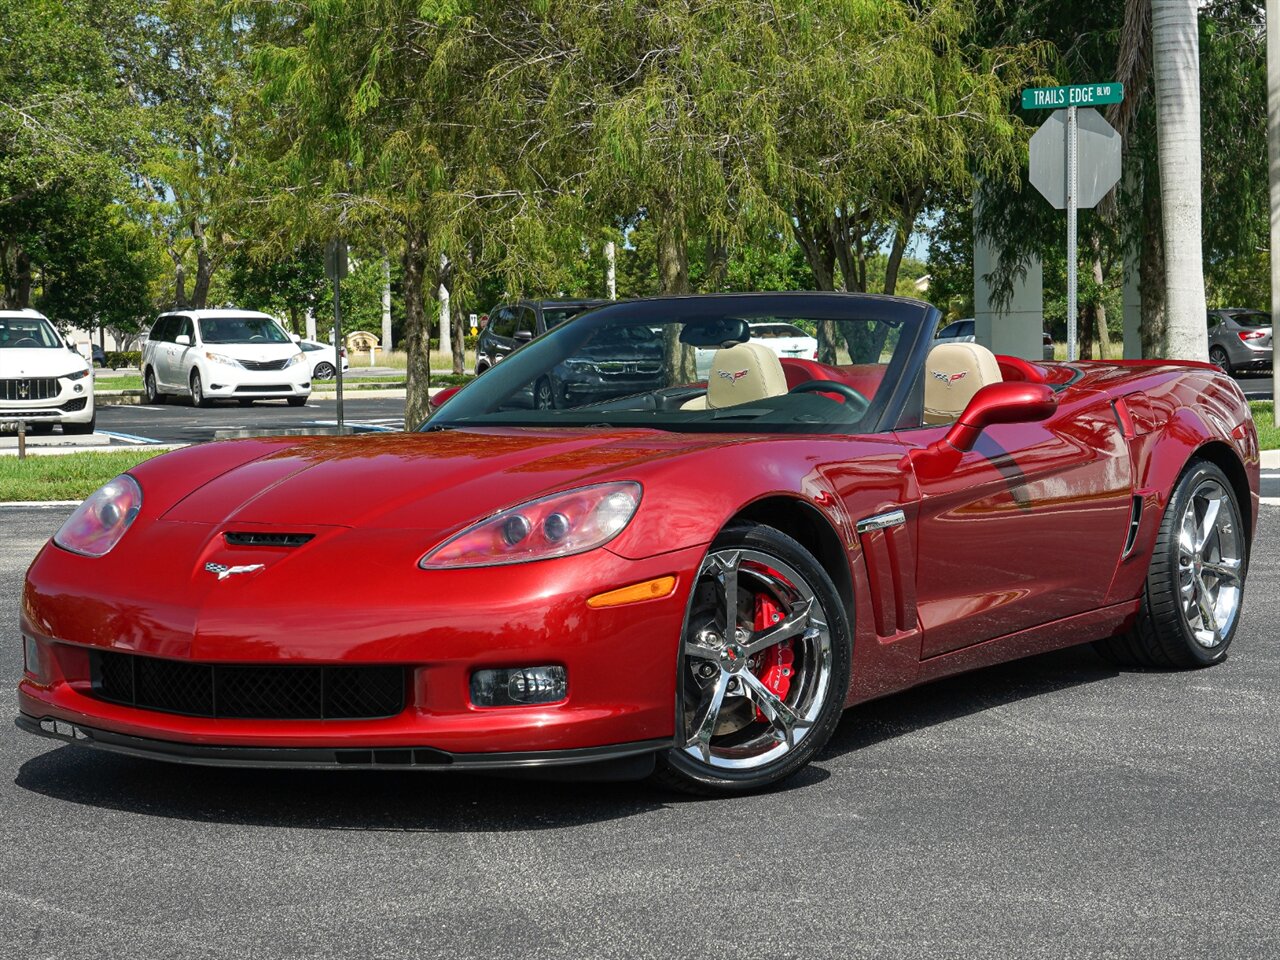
left=22, top=635, right=43, bottom=682
left=470, top=666, right=567, bottom=707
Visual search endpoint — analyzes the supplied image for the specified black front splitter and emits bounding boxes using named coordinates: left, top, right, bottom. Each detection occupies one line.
left=16, top=713, right=667, bottom=780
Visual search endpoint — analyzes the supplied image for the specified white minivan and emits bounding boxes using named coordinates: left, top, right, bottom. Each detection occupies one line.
left=0, top=309, right=95, bottom=434
left=142, top=309, right=311, bottom=407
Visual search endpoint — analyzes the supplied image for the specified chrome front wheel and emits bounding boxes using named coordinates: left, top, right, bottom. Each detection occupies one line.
left=659, top=523, right=850, bottom=794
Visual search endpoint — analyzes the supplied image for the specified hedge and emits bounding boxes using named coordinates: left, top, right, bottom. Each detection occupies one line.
left=103, top=351, right=142, bottom=369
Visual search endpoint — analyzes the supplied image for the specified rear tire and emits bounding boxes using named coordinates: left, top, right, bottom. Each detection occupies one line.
left=1209, top=346, right=1232, bottom=376
left=1095, top=460, right=1247, bottom=669
left=654, top=522, right=851, bottom=795
left=313, top=362, right=336, bottom=380
left=143, top=368, right=165, bottom=405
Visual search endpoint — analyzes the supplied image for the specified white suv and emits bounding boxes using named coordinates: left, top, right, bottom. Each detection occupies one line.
left=142, top=309, right=311, bottom=407
left=0, top=309, right=95, bottom=434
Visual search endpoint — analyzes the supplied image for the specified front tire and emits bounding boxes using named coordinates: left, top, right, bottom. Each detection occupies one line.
left=62, top=416, right=95, bottom=436
left=1095, top=460, right=1247, bottom=668
left=190, top=370, right=211, bottom=408
left=655, top=522, right=851, bottom=795
left=533, top=377, right=556, bottom=410
left=287, top=397, right=306, bottom=407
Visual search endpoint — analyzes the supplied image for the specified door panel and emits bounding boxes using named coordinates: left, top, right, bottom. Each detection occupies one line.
left=900, top=392, right=1132, bottom=659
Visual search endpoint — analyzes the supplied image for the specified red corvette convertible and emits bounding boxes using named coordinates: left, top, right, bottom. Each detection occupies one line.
left=17, top=293, right=1259, bottom=793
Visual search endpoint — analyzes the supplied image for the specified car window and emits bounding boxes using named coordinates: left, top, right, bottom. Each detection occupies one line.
left=197, top=315, right=290, bottom=344
left=490, top=307, right=518, bottom=339
left=0, top=316, right=61, bottom=348
left=300, top=341, right=320, bottom=352
left=515, top=306, right=536, bottom=336
left=427, top=294, right=929, bottom=436
left=543, top=307, right=593, bottom=329
left=1206, top=314, right=1220, bottom=330
left=937, top=321, right=962, bottom=338
left=1231, top=311, right=1271, bottom=329
left=149, top=316, right=175, bottom=342
left=750, top=324, right=810, bottom=339
left=175, top=317, right=194, bottom=343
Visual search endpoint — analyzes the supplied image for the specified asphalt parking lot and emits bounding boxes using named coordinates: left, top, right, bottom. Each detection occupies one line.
left=1, top=504, right=1277, bottom=959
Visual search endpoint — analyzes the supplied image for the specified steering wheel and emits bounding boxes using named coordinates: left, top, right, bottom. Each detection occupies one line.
left=788, top=378, right=870, bottom=416
left=249, top=335, right=266, bottom=341
left=13, top=337, right=39, bottom=347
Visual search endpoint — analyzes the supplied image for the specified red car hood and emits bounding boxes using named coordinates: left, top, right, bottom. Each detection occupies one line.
left=155, top=427, right=740, bottom=531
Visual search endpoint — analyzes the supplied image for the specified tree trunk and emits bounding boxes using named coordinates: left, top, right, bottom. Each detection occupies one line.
left=1152, top=0, right=1207, bottom=360
left=402, top=228, right=433, bottom=428
left=173, top=253, right=187, bottom=309
left=1139, top=155, right=1168, bottom=357
left=451, top=300, right=465, bottom=375
left=1091, top=235, right=1112, bottom=360
left=14, top=249, right=31, bottom=309
left=704, top=233, right=728, bottom=292
left=657, top=207, right=695, bottom=382
left=883, top=189, right=924, bottom=296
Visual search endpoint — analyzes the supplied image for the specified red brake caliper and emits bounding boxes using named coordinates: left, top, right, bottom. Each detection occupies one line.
left=751, top=594, right=794, bottom=722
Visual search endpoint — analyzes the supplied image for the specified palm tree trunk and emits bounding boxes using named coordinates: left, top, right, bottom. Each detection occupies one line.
left=1152, top=0, right=1208, bottom=360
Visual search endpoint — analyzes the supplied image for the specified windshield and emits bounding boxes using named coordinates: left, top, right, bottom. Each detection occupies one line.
left=427, top=294, right=931, bottom=435
left=543, top=306, right=597, bottom=328
left=199, top=315, right=290, bottom=344
left=0, top=316, right=61, bottom=349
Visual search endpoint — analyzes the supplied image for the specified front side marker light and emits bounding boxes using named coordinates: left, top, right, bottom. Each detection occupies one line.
left=587, top=576, right=677, bottom=609
left=471, top=666, right=567, bottom=707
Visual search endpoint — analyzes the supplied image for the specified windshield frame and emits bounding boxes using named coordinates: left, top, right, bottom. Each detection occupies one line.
left=425, top=292, right=940, bottom=436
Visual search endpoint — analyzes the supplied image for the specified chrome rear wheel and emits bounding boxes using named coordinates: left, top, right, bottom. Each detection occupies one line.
left=1177, top=477, right=1243, bottom=649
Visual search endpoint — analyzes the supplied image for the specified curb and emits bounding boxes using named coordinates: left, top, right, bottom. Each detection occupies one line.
left=1260, top=449, right=1280, bottom=470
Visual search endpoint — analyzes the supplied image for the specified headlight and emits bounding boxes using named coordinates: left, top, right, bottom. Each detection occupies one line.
left=562, top=358, right=598, bottom=370
left=419, top=482, right=641, bottom=569
left=63, top=368, right=91, bottom=381
left=283, top=352, right=306, bottom=368
left=204, top=351, right=239, bottom=367
left=53, top=474, right=143, bottom=557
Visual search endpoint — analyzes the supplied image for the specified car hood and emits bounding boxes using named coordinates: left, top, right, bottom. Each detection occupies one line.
left=0, top=348, right=87, bottom=377
left=155, top=427, right=744, bottom=533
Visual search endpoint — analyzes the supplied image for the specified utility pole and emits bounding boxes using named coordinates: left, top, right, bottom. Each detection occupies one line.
left=324, top=238, right=348, bottom=432
left=381, top=255, right=393, bottom=352
left=1270, top=0, right=1280, bottom=425
left=438, top=254, right=451, bottom=361
left=1065, top=105, right=1079, bottom=361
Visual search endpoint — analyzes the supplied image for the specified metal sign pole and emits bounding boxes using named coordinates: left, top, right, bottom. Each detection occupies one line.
left=333, top=272, right=344, bottom=431
left=1066, top=104, right=1079, bottom=362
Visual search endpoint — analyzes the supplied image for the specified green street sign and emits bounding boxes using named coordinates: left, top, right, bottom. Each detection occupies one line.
left=1022, top=82, right=1124, bottom=111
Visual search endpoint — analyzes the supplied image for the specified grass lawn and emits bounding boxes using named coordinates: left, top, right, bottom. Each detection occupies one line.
left=95, top=375, right=143, bottom=391
left=1250, top=401, right=1278, bottom=451
left=0, top=449, right=168, bottom=501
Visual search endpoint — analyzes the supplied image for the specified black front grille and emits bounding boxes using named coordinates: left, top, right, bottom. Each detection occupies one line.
left=90, top=651, right=406, bottom=720
left=61, top=397, right=87, bottom=412
left=224, top=531, right=314, bottom=547
left=234, top=384, right=291, bottom=393
left=0, top=378, right=58, bottom=401
left=238, top=358, right=290, bottom=371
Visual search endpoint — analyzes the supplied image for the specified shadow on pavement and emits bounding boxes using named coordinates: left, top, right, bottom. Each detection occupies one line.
left=13, top=645, right=1117, bottom=827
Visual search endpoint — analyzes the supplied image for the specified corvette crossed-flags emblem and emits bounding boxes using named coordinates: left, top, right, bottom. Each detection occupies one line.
left=204, top=562, right=265, bottom=581
left=717, top=368, right=749, bottom=385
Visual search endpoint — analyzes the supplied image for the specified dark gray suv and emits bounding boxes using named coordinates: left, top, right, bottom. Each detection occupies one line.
left=1207, top=309, right=1272, bottom=375
left=474, top=299, right=609, bottom=375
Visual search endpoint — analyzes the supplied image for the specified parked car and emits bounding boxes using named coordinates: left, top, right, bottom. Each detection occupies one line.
left=299, top=338, right=349, bottom=380
left=141, top=309, right=311, bottom=407
left=474, top=299, right=610, bottom=375
left=936, top=318, right=1055, bottom=361
left=90, top=343, right=106, bottom=368
left=1207, top=308, right=1272, bottom=375
left=0, top=309, right=95, bottom=434
left=18, top=293, right=1259, bottom=794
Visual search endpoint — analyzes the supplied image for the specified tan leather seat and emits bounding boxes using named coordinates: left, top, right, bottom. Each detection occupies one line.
left=682, top=341, right=789, bottom=410
left=923, top=342, right=1002, bottom=424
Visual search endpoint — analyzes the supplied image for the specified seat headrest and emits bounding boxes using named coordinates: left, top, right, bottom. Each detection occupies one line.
left=682, top=341, right=788, bottom=410
left=923, top=341, right=1002, bottom=425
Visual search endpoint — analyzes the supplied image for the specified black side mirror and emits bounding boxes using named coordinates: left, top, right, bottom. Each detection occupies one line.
left=514, top=330, right=533, bottom=343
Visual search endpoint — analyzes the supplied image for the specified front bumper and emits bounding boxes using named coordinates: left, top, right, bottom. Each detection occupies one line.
left=18, top=534, right=702, bottom=760
left=0, top=379, right=94, bottom=423
left=200, top=362, right=310, bottom=399
left=15, top=713, right=669, bottom=774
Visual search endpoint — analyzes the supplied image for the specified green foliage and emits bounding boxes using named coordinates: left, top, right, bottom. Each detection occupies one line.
left=0, top=449, right=167, bottom=501
left=103, top=351, right=143, bottom=369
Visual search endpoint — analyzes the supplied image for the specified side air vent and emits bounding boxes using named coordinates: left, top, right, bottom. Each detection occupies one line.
left=1122, top=496, right=1143, bottom=557
left=224, top=531, right=315, bottom=548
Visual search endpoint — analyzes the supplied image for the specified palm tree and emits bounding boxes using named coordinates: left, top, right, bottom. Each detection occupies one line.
left=1151, top=0, right=1208, bottom=360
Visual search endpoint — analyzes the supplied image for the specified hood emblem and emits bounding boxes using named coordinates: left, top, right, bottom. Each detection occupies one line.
left=930, top=370, right=968, bottom=387
left=205, top=562, right=265, bottom=581
left=18, top=379, right=30, bottom=399
left=717, top=368, right=749, bottom=385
